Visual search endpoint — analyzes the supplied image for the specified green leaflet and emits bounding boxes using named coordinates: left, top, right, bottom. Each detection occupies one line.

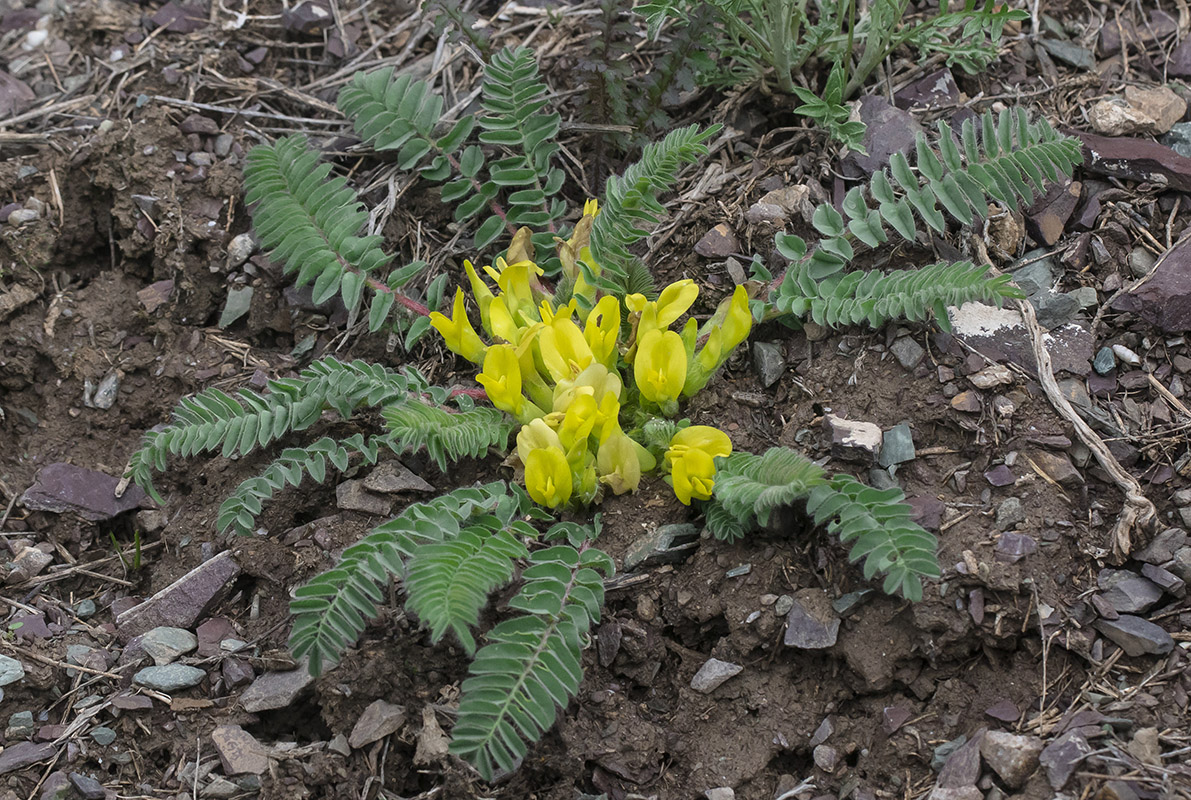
left=770, top=108, right=1081, bottom=330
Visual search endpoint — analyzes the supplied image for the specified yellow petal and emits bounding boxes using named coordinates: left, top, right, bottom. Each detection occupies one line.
left=524, top=446, right=572, bottom=508
left=634, top=329, right=687, bottom=405
left=539, top=317, right=594, bottom=383
left=655, top=279, right=699, bottom=329
left=584, top=295, right=621, bottom=368
left=669, top=425, right=733, bottom=460
left=476, top=344, right=523, bottom=417
left=597, top=430, right=641, bottom=495
left=428, top=287, right=486, bottom=363
left=517, top=418, right=563, bottom=465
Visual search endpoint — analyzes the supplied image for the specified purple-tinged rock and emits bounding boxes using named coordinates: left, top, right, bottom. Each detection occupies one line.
left=948, top=302, right=1094, bottom=376
left=0, top=741, right=55, bottom=774
left=148, top=2, right=207, bottom=33
left=984, top=465, right=1015, bottom=487
left=937, top=729, right=984, bottom=787
left=1098, top=569, right=1163, bottom=614
left=116, top=551, right=240, bottom=641
left=137, top=280, right=174, bottom=314
left=222, top=657, right=254, bottom=689
left=1030, top=450, right=1083, bottom=487
left=893, top=68, right=959, bottom=109
left=1075, top=130, right=1191, bottom=194
left=68, top=773, right=106, bottom=800
left=1140, top=562, right=1185, bottom=598
left=907, top=495, right=944, bottom=532
left=694, top=223, right=739, bottom=258
left=980, top=731, right=1043, bottom=788
left=240, top=665, right=314, bottom=712
left=1039, top=730, right=1091, bottom=789
left=783, top=589, right=840, bottom=649
left=985, top=699, right=1020, bottom=722
left=10, top=613, right=51, bottom=640
left=21, top=463, right=148, bottom=521
left=196, top=617, right=236, bottom=657
left=39, top=770, right=69, bottom=799
left=110, top=693, right=154, bottom=711
left=1112, top=234, right=1191, bottom=333
left=348, top=700, right=406, bottom=749
left=995, top=533, right=1037, bottom=563
left=1094, top=615, right=1174, bottom=656
left=882, top=706, right=912, bottom=733
left=0, top=69, right=35, bottom=118
left=841, top=97, right=922, bottom=178
left=1025, top=180, right=1081, bottom=246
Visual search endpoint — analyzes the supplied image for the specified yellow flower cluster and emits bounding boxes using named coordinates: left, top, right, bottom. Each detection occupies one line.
left=428, top=203, right=753, bottom=509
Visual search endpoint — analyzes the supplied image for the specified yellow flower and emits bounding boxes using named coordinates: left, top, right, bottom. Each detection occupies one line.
left=507, top=226, right=535, bottom=265
left=597, top=429, right=641, bottom=495
left=429, top=287, right=486, bottom=364
left=539, top=316, right=594, bottom=383
left=484, top=257, right=541, bottom=320
left=634, top=329, right=687, bottom=412
left=516, top=418, right=564, bottom=463
left=720, top=284, right=752, bottom=353
left=584, top=295, right=621, bottom=369
left=524, top=446, right=572, bottom=508
left=665, top=425, right=732, bottom=505
left=464, top=260, right=496, bottom=336
left=556, top=393, right=598, bottom=454
left=476, top=344, right=543, bottom=423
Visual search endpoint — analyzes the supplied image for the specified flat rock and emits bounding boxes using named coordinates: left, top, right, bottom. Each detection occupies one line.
left=841, top=96, right=922, bottom=178
left=1140, top=562, right=1184, bottom=597
left=1024, top=180, right=1081, bottom=246
left=0, top=654, right=26, bottom=686
left=1037, top=37, right=1095, bottom=69
left=624, top=523, right=698, bottom=570
left=824, top=415, right=882, bottom=463
left=893, top=67, right=960, bottom=109
left=1094, top=615, right=1174, bottom=656
left=1030, top=450, right=1083, bottom=487
left=1040, top=730, right=1091, bottom=789
left=1075, top=130, right=1191, bottom=194
left=878, top=423, right=915, bottom=467
left=240, top=666, right=314, bottom=712
left=140, top=626, right=199, bottom=665
left=349, top=699, right=406, bottom=749
left=1098, top=569, right=1163, bottom=614
left=980, top=731, right=1043, bottom=788
left=690, top=658, right=743, bottom=693
left=1032, top=291, right=1080, bottom=329
left=783, top=589, right=840, bottom=649
left=1112, top=234, right=1191, bottom=333
left=335, top=479, right=392, bottom=515
left=950, top=391, right=981, bottom=412
left=968, top=364, right=1012, bottom=389
left=937, top=729, right=984, bottom=787
left=363, top=461, right=433, bottom=494
left=68, top=773, right=106, bottom=800
left=134, top=664, right=206, bottom=692
left=116, top=551, right=240, bottom=641
left=21, top=463, right=147, bottom=521
left=948, top=302, right=1093, bottom=376
left=0, top=741, right=56, bottom=774
left=694, top=223, right=739, bottom=258
left=212, top=724, right=269, bottom=775
left=7, top=544, right=53, bottom=583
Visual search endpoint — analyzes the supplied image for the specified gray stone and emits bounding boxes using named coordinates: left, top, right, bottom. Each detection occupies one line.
left=90, top=726, right=116, bottom=746
left=752, top=341, right=786, bottom=388
left=774, top=594, right=794, bottom=616
left=926, top=788, right=982, bottom=800
left=1039, top=730, right=1091, bottom=789
left=890, top=336, right=925, bottom=371
left=225, top=232, right=256, bottom=269
left=116, top=551, right=240, bottom=641
left=1032, top=291, right=1080, bottom=329
left=214, top=133, right=235, bottom=157
left=1037, top=37, right=1095, bottom=70
left=179, top=114, right=219, bottom=135
left=1098, top=570, right=1163, bottom=614
left=1140, top=562, right=1185, bottom=597
left=690, top=658, right=743, bottom=693
left=1112, top=233, right=1191, bottom=333
left=7, top=544, right=53, bottom=583
left=878, top=423, right=915, bottom=467
left=1070, top=286, right=1098, bottom=310
left=219, top=286, right=254, bottom=329
left=6, top=208, right=39, bottom=225
left=203, top=777, right=240, bottom=798
left=1093, top=347, right=1116, bottom=375
left=21, top=463, right=147, bottom=521
left=704, top=789, right=735, bottom=800
left=6, top=710, right=34, bottom=739
left=363, top=461, right=434, bottom=494
left=222, top=658, right=255, bottom=688
left=812, top=744, right=840, bottom=772
left=1112, top=344, right=1141, bottom=365
left=783, top=589, right=840, bottom=649
left=240, top=665, right=314, bottom=712
left=212, top=724, right=269, bottom=775
left=1174, top=489, right=1191, bottom=506
left=140, top=626, right=199, bottom=665
left=950, top=302, right=1093, bottom=376
left=1011, top=253, right=1054, bottom=296
left=995, top=497, right=1025, bottom=531
left=1128, top=247, right=1157, bottom=278
left=1172, top=546, right=1191, bottom=582
left=841, top=96, right=923, bottom=178
left=0, top=654, right=26, bottom=686
left=1031, top=450, right=1083, bottom=487
left=968, top=363, right=1012, bottom=389
left=1094, top=615, right=1174, bottom=656
left=980, top=731, right=1043, bottom=789
left=745, top=202, right=786, bottom=224
left=0, top=741, right=55, bottom=774
left=336, top=479, right=392, bottom=515
left=809, top=715, right=834, bottom=746
left=68, top=773, right=106, bottom=800
left=1161, top=121, right=1191, bottom=157
left=694, top=224, right=738, bottom=258
left=624, top=523, right=698, bottom=570
left=349, top=699, right=406, bottom=749
left=134, top=664, right=207, bottom=692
